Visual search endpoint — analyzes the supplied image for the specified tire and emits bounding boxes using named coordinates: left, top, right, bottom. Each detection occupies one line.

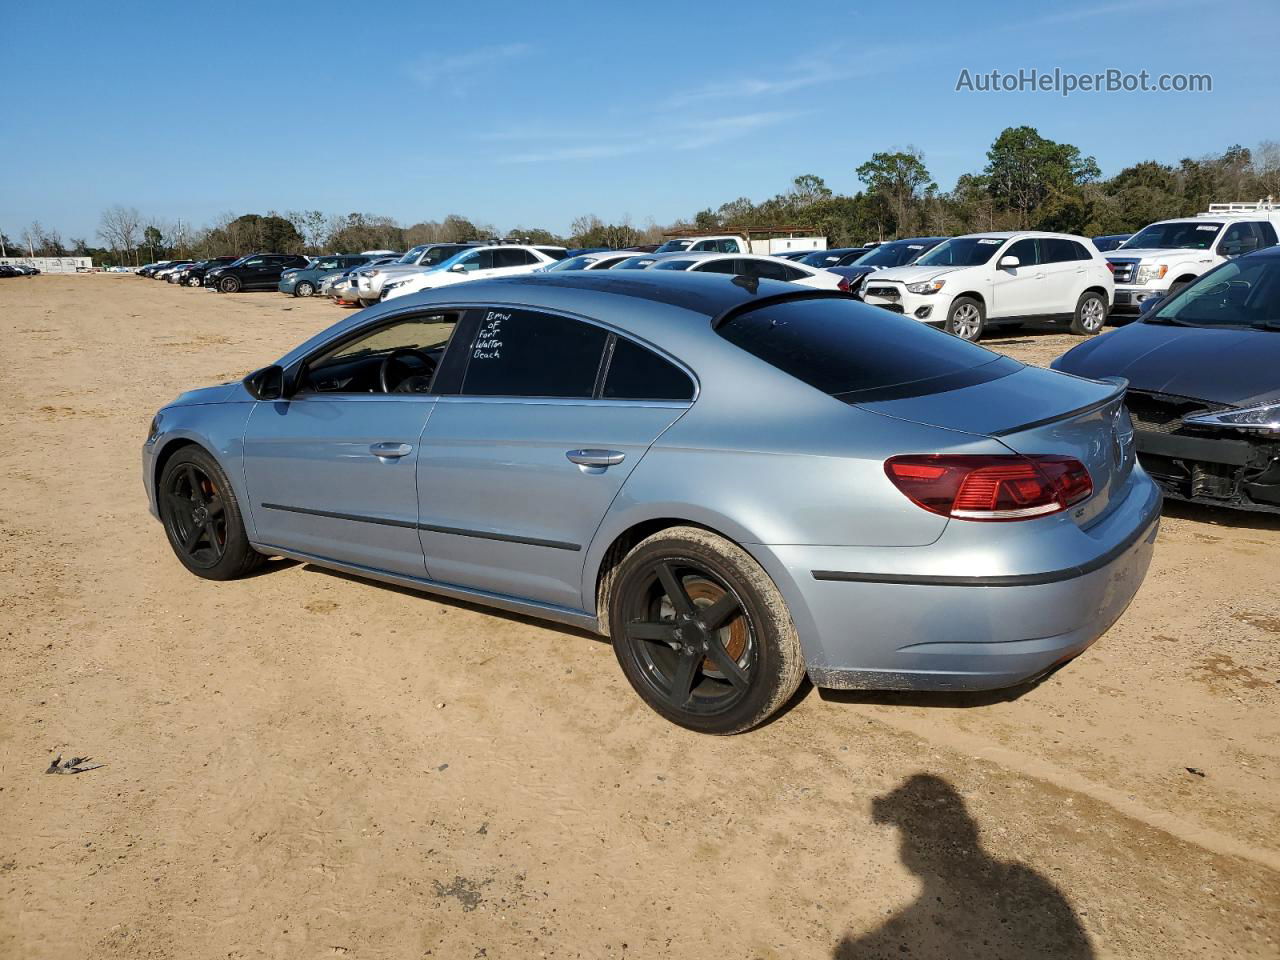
left=1069, top=290, right=1107, bottom=336
left=607, top=526, right=805, bottom=735
left=294, top=280, right=314, bottom=298
left=219, top=276, right=241, bottom=293
left=358, top=298, right=376, bottom=308
left=945, top=296, right=985, bottom=342
left=157, top=445, right=264, bottom=581
left=187, top=275, right=201, bottom=287
left=1167, top=280, right=1190, bottom=298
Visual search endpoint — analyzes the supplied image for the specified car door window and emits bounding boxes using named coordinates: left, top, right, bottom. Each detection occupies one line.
left=1219, top=223, right=1261, bottom=256
left=316, top=259, right=341, bottom=270
left=740, top=257, right=791, bottom=281
left=460, top=309, right=608, bottom=398
left=693, top=258, right=741, bottom=275
left=243, top=257, right=265, bottom=268
left=1040, top=238, right=1075, bottom=263
left=1004, top=239, right=1039, bottom=266
left=602, top=337, right=694, bottom=401
left=457, top=250, right=496, bottom=272
left=1258, top=222, right=1279, bottom=246
left=298, top=313, right=461, bottom=394
left=494, top=248, right=537, bottom=268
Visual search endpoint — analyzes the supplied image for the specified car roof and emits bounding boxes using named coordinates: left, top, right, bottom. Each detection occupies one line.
left=276, top=271, right=827, bottom=372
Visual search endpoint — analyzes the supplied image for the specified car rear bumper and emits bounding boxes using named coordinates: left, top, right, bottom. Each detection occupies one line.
left=766, top=474, right=1162, bottom=691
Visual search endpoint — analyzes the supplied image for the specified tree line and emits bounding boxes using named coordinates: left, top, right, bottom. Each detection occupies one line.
left=5, top=127, right=1279, bottom=266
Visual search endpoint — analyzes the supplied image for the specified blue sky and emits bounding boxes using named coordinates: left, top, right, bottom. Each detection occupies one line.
left=1, top=0, right=1276, bottom=241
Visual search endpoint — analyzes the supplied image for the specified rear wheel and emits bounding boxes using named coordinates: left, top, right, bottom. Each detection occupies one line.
left=945, top=296, right=985, bottom=342
left=1070, top=290, right=1107, bottom=336
left=608, top=526, right=804, bottom=734
left=158, top=446, right=263, bottom=581
left=294, top=280, right=315, bottom=297
left=358, top=298, right=376, bottom=308
left=218, top=276, right=241, bottom=293
left=187, top=275, right=201, bottom=287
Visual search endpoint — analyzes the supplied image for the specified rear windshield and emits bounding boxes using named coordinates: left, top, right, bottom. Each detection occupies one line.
left=717, top=297, right=1019, bottom=400
left=654, top=239, right=694, bottom=253
left=915, top=237, right=1005, bottom=267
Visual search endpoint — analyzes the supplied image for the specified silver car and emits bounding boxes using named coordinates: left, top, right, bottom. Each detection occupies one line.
left=142, top=273, right=1160, bottom=733
left=354, top=243, right=481, bottom=305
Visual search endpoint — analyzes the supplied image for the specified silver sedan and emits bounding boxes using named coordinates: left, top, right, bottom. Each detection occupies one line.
left=142, top=273, right=1160, bottom=733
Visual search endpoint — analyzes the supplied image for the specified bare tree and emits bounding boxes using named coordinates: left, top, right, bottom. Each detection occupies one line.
left=98, top=205, right=143, bottom=265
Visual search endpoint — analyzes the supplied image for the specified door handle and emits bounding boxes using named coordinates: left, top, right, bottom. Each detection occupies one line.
left=370, top=442, right=412, bottom=459
left=566, top=449, right=625, bottom=467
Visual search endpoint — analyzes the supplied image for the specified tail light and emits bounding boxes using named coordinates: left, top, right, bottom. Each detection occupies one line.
left=884, top=454, right=1093, bottom=521
left=1104, top=261, right=1115, bottom=274
left=837, top=276, right=852, bottom=292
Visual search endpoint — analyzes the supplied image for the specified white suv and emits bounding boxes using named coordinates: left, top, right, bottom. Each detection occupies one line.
left=381, top=245, right=557, bottom=301
left=861, top=231, right=1114, bottom=341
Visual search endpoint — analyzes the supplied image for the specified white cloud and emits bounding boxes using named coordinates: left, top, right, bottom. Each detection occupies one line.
left=406, top=43, right=532, bottom=89
left=498, top=110, right=809, bottom=164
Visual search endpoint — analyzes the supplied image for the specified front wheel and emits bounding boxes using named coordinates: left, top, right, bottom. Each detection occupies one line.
left=294, top=280, right=315, bottom=297
left=358, top=298, right=377, bottom=308
left=187, top=275, right=201, bottom=287
left=218, top=276, right=241, bottom=293
left=945, top=296, right=985, bottom=342
left=1070, top=290, right=1107, bottom=336
left=608, top=526, right=805, bottom=734
left=158, top=445, right=264, bottom=580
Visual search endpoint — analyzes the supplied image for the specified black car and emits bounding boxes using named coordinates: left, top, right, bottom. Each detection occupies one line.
left=205, top=253, right=310, bottom=293
left=1092, top=234, right=1132, bottom=252
left=1053, top=247, right=1280, bottom=513
left=179, top=256, right=238, bottom=288
left=0, top=264, right=22, bottom=278
left=796, top=246, right=873, bottom=268
left=827, top=237, right=948, bottom=295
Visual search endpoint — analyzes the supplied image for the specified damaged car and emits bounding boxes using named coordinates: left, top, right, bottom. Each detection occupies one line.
left=1054, top=246, right=1280, bottom=513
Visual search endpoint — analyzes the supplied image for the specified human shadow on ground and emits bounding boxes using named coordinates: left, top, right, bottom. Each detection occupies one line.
left=834, top=774, right=1094, bottom=960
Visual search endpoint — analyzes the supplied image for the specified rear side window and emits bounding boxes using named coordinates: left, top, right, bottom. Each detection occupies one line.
left=1259, top=222, right=1279, bottom=246
left=603, top=337, right=694, bottom=401
left=1071, top=241, right=1094, bottom=261
left=717, top=298, right=1018, bottom=400
left=461, top=309, right=608, bottom=398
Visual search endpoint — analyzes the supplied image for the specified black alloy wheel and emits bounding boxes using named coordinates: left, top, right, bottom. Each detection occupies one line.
left=609, top=526, right=804, bottom=734
left=161, top=461, right=228, bottom=570
left=158, top=446, right=263, bottom=580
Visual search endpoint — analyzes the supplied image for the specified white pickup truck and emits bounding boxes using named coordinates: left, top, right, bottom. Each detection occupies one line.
left=1106, top=203, right=1280, bottom=317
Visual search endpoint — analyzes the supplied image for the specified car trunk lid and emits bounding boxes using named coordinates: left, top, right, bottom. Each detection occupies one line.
left=857, top=365, right=1133, bottom=526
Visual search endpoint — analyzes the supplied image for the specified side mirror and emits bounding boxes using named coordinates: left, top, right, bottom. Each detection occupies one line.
left=450, top=263, right=467, bottom=273
left=243, top=364, right=288, bottom=401
left=998, top=255, right=1021, bottom=269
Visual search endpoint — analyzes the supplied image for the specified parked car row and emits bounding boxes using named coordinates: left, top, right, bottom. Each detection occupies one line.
left=0, top=263, right=41, bottom=277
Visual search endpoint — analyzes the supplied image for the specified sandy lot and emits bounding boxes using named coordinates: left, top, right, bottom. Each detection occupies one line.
left=1, top=274, right=1277, bottom=960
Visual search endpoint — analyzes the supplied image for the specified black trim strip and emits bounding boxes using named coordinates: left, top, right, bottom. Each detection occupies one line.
left=989, top=390, right=1121, bottom=437
left=261, top=502, right=417, bottom=529
left=259, top=503, right=581, bottom=552
left=417, top=522, right=580, bottom=552
left=812, top=496, right=1160, bottom=588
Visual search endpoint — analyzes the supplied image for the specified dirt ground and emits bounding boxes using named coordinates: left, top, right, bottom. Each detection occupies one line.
left=1, top=274, right=1277, bottom=960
